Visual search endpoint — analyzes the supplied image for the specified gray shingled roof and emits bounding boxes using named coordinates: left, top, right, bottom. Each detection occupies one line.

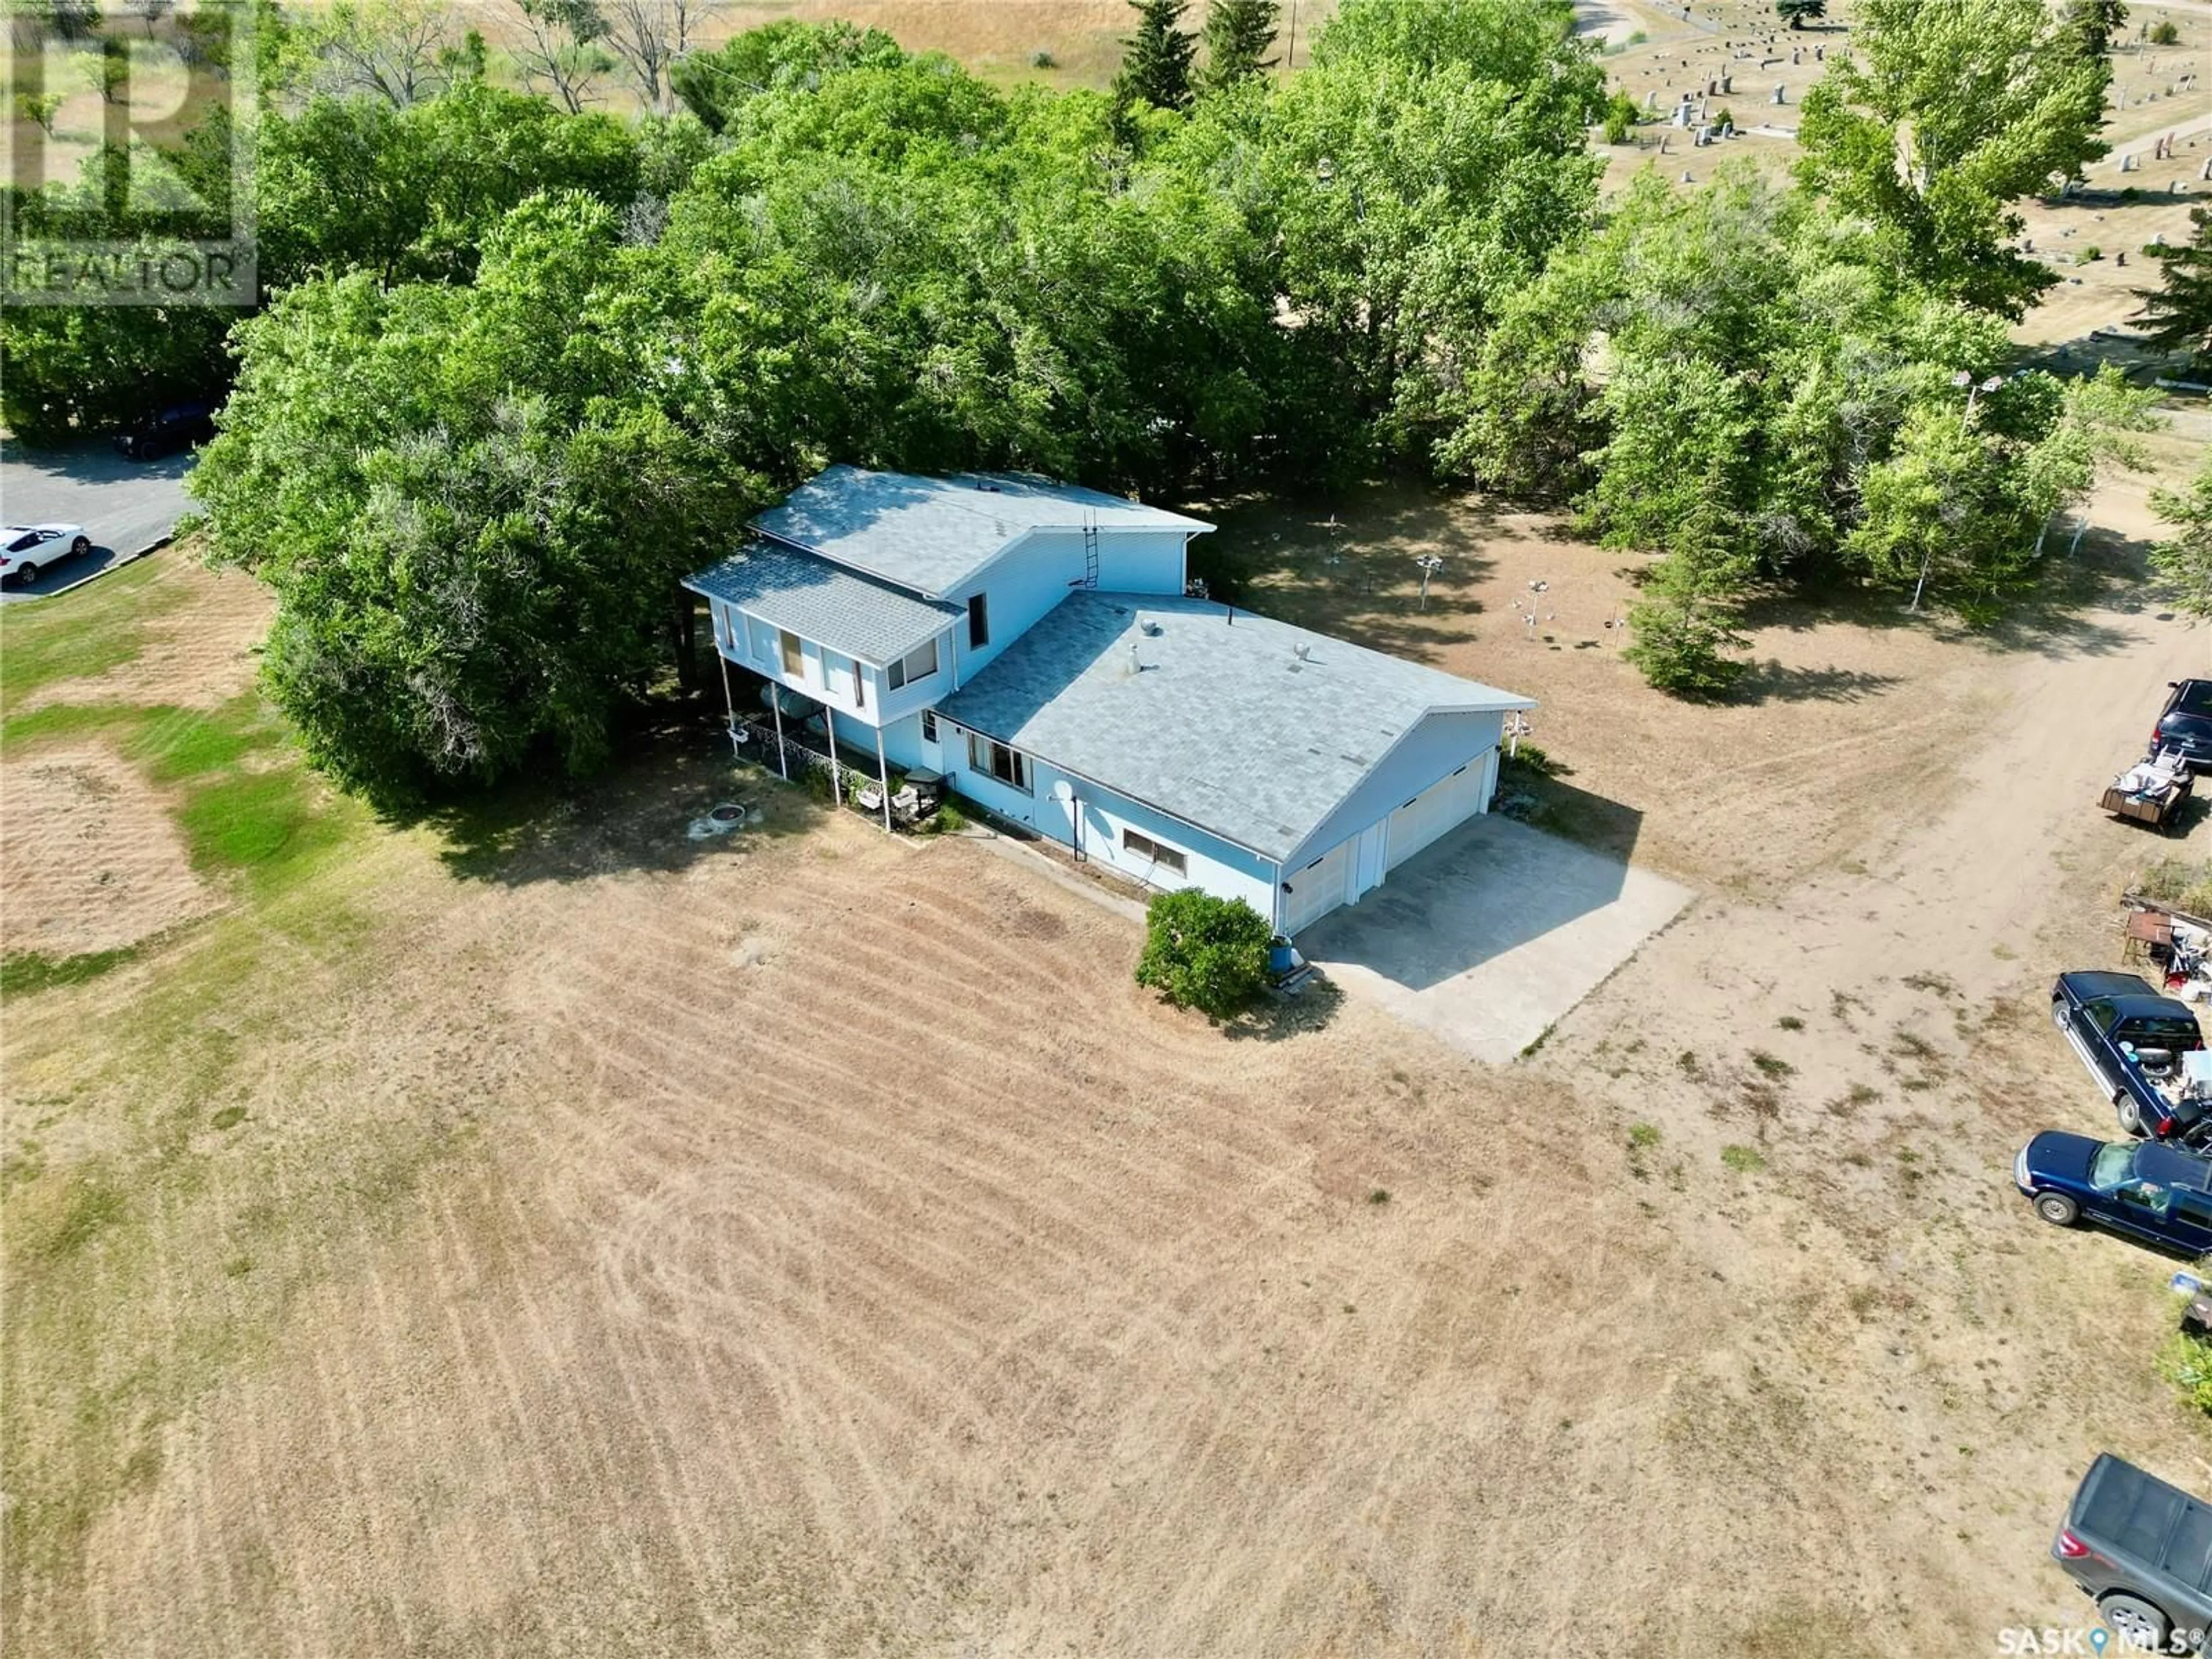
left=750, top=465, right=1213, bottom=598
left=684, top=544, right=960, bottom=665
left=940, top=593, right=1533, bottom=862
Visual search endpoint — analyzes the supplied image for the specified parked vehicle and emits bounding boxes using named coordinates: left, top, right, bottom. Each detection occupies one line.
left=2101, top=749, right=2195, bottom=835
left=0, top=523, right=93, bottom=585
left=2052, top=970, right=2209, bottom=1139
left=2153, top=679, right=2212, bottom=775
left=113, top=400, right=215, bottom=460
left=2052, top=1452, right=2212, bottom=1653
left=2015, top=1130, right=2212, bottom=1252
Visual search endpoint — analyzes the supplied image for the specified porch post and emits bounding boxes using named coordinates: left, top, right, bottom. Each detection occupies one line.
left=771, top=692, right=789, bottom=782
left=717, top=649, right=737, bottom=757
left=874, top=728, right=892, bottom=834
left=824, top=703, right=843, bottom=806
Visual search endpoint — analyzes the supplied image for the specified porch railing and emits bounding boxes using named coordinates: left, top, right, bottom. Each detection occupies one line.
left=732, top=714, right=886, bottom=803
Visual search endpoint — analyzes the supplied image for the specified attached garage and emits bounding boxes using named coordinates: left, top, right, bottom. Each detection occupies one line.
left=1281, top=839, right=1352, bottom=935
left=1387, top=761, right=1486, bottom=873
left=934, top=592, right=1533, bottom=941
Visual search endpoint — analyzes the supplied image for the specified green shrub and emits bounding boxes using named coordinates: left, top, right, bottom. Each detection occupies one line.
left=1600, top=89, right=1637, bottom=145
left=1134, top=888, right=1274, bottom=1020
left=2149, top=19, right=2180, bottom=45
left=1031, top=48, right=1056, bottom=68
left=1502, top=741, right=1565, bottom=779
left=1721, top=1144, right=1766, bottom=1173
left=912, top=800, right=968, bottom=836
left=2158, top=1326, right=2212, bottom=1412
left=2081, top=244, right=2101, bottom=262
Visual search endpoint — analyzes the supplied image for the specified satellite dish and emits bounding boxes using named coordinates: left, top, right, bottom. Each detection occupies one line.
left=1050, top=780, right=1074, bottom=804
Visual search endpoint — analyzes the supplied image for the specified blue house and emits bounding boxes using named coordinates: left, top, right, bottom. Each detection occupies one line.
left=685, top=466, right=1533, bottom=936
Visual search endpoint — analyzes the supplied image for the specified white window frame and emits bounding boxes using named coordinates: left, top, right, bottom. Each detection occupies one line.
left=887, top=638, right=940, bottom=691
left=967, top=734, right=1029, bottom=795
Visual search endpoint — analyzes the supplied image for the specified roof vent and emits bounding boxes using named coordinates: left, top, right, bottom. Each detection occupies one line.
left=1293, top=643, right=1312, bottom=661
left=1126, top=641, right=1142, bottom=677
left=1139, top=618, right=1162, bottom=637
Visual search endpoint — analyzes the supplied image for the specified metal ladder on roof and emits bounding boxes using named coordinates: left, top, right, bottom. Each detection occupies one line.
left=1081, top=511, right=1100, bottom=589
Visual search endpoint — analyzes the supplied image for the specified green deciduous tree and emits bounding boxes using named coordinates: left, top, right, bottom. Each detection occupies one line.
left=1200, top=0, right=1278, bottom=93
left=506, top=0, right=615, bottom=113
left=295, top=0, right=461, bottom=107
left=2137, top=206, right=2212, bottom=372
left=2151, top=457, right=2212, bottom=622
left=2017, top=365, right=2164, bottom=556
left=191, top=195, right=762, bottom=798
left=668, top=19, right=904, bottom=134
left=1134, top=888, right=1275, bottom=1018
left=1796, top=0, right=2114, bottom=317
left=1114, top=0, right=1198, bottom=116
left=255, top=84, right=641, bottom=287
left=1248, top=0, right=1603, bottom=473
left=1775, top=0, right=1825, bottom=27
left=14, top=92, right=65, bottom=135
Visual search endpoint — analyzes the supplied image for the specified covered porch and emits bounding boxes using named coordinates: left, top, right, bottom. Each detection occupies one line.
left=722, top=690, right=941, bottom=832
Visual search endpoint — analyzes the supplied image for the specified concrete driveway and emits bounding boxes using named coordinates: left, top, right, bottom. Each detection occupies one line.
left=1298, top=814, right=1693, bottom=1064
left=1, top=438, right=195, bottom=603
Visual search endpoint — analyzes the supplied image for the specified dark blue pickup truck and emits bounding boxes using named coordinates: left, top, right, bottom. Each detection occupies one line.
left=2051, top=971, right=2208, bottom=1140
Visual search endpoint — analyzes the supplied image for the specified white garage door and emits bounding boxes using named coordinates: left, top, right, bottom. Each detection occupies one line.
left=1386, top=759, right=1486, bottom=873
left=1282, top=838, right=1351, bottom=934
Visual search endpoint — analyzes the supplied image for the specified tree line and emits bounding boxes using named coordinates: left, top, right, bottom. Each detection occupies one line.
left=3, top=0, right=2206, bottom=798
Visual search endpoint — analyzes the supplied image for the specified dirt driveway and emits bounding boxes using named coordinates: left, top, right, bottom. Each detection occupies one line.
left=1300, top=813, right=1693, bottom=1062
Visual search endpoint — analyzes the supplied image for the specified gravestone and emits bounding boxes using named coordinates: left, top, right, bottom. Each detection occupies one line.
left=1772, top=84, right=1786, bottom=104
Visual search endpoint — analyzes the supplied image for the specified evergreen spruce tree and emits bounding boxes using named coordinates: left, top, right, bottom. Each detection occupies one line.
left=1200, top=0, right=1278, bottom=93
left=2137, top=207, right=2212, bottom=372
left=1113, top=0, right=1196, bottom=114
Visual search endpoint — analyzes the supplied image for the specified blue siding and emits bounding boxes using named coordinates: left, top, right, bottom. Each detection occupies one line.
left=1092, top=528, right=1189, bottom=592
left=942, top=729, right=1279, bottom=923
left=946, top=529, right=1188, bottom=686
left=1282, top=710, right=1504, bottom=869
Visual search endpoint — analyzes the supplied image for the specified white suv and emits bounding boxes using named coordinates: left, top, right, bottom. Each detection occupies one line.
left=1, top=524, right=93, bottom=585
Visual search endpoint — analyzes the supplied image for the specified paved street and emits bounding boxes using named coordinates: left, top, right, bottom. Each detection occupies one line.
left=1, top=438, right=195, bottom=603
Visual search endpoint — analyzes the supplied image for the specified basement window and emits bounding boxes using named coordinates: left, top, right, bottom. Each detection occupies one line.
left=1122, top=828, right=1188, bottom=877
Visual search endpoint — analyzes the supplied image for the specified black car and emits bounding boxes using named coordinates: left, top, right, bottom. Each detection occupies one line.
left=2051, top=970, right=2207, bottom=1140
left=2054, top=1453, right=2212, bottom=1653
left=113, top=400, right=215, bottom=460
left=2153, top=680, right=2212, bottom=774
left=2016, top=1130, right=2212, bottom=1254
